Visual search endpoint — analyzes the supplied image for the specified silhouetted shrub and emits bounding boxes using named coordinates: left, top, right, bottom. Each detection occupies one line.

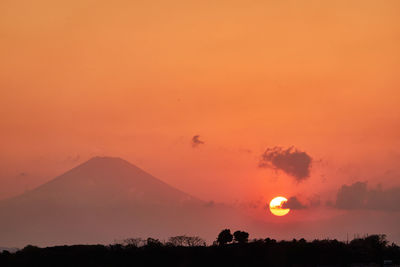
left=145, top=238, right=163, bottom=248
left=233, top=231, right=249, bottom=244
left=168, top=235, right=206, bottom=247
left=216, top=229, right=233, bottom=245
left=123, top=238, right=145, bottom=248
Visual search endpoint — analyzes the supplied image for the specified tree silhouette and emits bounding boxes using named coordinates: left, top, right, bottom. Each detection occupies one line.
left=217, top=229, right=233, bottom=245
left=1, top=233, right=400, bottom=266
left=145, top=238, right=162, bottom=248
left=233, top=231, right=249, bottom=244
left=123, top=238, right=144, bottom=248
left=168, top=235, right=206, bottom=247
left=265, top=237, right=277, bottom=244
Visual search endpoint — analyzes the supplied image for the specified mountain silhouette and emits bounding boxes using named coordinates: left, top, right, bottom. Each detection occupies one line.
left=0, top=157, right=238, bottom=247
left=9, top=157, right=201, bottom=206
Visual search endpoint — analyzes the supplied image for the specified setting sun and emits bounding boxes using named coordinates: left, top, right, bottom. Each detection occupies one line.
left=269, top=196, right=290, bottom=217
left=0, top=1, right=399, bottom=264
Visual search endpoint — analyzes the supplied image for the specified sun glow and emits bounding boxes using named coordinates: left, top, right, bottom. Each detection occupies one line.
left=269, top=196, right=290, bottom=216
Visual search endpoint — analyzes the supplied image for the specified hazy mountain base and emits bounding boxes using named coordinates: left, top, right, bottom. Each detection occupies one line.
left=0, top=157, right=250, bottom=246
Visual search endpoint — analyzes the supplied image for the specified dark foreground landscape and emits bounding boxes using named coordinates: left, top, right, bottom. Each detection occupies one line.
left=1, top=231, right=399, bottom=267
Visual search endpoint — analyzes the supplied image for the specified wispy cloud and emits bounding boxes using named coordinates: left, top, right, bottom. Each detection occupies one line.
left=191, top=135, right=205, bottom=148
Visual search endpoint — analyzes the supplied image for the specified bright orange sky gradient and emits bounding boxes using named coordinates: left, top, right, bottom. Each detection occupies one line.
left=1, top=0, right=399, bottom=221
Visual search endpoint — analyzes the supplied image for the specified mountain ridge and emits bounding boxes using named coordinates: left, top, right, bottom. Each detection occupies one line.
left=0, top=156, right=227, bottom=247
left=1, top=156, right=201, bottom=207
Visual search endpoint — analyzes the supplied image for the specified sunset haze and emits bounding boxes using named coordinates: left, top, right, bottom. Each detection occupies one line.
left=1, top=0, right=399, bottom=246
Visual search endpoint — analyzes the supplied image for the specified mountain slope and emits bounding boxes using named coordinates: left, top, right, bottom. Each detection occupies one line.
left=0, top=157, right=238, bottom=247
left=7, top=156, right=200, bottom=206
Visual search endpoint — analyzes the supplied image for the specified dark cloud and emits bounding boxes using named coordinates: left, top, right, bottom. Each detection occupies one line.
left=279, top=195, right=320, bottom=210
left=259, top=146, right=312, bottom=181
left=335, top=181, right=400, bottom=211
left=191, top=135, right=205, bottom=148
left=335, top=181, right=367, bottom=210
left=281, top=196, right=307, bottom=210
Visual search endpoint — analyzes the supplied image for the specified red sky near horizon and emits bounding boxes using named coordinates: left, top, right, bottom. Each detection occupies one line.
left=0, top=0, right=399, bottom=223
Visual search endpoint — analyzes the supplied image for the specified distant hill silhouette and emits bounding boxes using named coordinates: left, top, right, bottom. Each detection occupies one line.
left=0, top=247, right=18, bottom=253
left=1, top=233, right=399, bottom=267
left=0, top=157, right=239, bottom=247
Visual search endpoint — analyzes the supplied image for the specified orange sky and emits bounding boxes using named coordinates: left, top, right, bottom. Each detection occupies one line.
left=1, top=0, right=399, bottom=212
